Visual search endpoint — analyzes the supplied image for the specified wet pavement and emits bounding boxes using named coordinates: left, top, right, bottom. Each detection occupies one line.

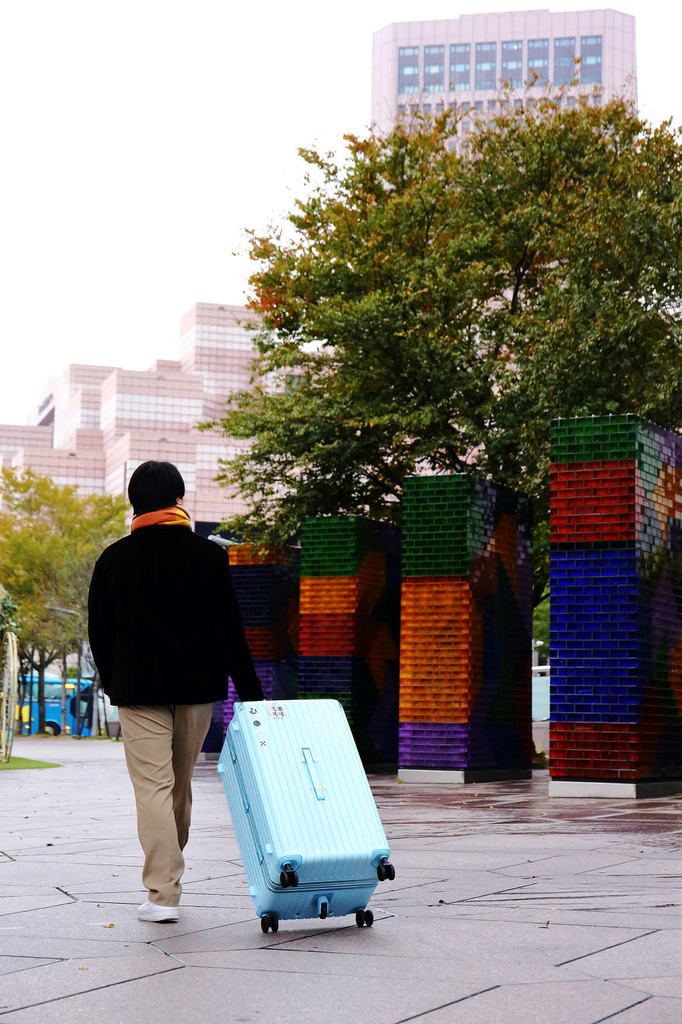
left=1, top=735, right=681, bottom=1023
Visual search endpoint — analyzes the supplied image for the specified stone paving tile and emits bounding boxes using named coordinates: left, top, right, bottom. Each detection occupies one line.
left=392, top=980, right=652, bottom=1024
left=173, top=947, right=590, bottom=985
left=367, top=871, right=521, bottom=907
left=72, top=889, right=255, bottom=910
left=0, top=956, right=59, bottom=977
left=496, top=853, right=645, bottom=877
left=387, top=849, right=561, bottom=872
left=267, top=914, right=655, bottom=970
left=567, top=929, right=682, bottom=979
left=453, top=880, right=681, bottom=913
left=614, top=976, right=682, bottom=998
left=53, top=873, right=152, bottom=896
left=0, top=899, right=256, bottom=944
left=0, top=951, right=178, bottom=1014
left=432, top=886, right=682, bottom=931
left=61, top=865, right=245, bottom=900
left=0, top=885, right=60, bottom=897
left=0, top=861, right=142, bottom=885
left=0, top=937, right=162, bottom=959
left=417, top=905, right=680, bottom=934
left=415, top=833, right=629, bottom=852
left=155, top=918, right=349, bottom=955
left=596, top=860, right=682, bottom=876
left=599, top=997, right=682, bottom=1023
left=10, top=840, right=144, bottom=858
left=0, top=964, right=506, bottom=1024
left=178, top=867, right=287, bottom=896
left=0, top=894, right=74, bottom=916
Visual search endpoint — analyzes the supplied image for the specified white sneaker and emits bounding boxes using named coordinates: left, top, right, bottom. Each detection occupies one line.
left=137, top=899, right=179, bottom=923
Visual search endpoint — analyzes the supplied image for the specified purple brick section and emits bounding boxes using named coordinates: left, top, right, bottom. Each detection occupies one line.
left=399, top=722, right=470, bottom=769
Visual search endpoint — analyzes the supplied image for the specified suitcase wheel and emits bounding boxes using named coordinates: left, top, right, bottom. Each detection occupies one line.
left=261, top=914, right=279, bottom=934
left=280, top=864, right=299, bottom=889
left=377, top=857, right=396, bottom=882
left=317, top=898, right=329, bottom=920
left=355, top=910, right=374, bottom=928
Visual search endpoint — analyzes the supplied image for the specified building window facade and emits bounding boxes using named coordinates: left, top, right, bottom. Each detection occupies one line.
left=581, top=35, right=603, bottom=84
left=423, top=44, right=445, bottom=92
left=450, top=43, right=470, bottom=92
left=554, top=37, right=576, bottom=85
left=475, top=41, right=497, bottom=90
left=528, top=38, right=549, bottom=85
left=501, top=40, right=523, bottom=87
left=398, top=47, right=420, bottom=94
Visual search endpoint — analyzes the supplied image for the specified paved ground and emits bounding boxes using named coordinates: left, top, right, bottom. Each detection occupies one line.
left=0, top=736, right=681, bottom=1024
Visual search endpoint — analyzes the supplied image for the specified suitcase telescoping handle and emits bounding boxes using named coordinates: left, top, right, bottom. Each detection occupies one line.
left=302, top=747, right=326, bottom=801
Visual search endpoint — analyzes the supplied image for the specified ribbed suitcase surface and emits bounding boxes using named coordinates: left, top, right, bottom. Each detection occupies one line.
left=217, top=698, right=393, bottom=928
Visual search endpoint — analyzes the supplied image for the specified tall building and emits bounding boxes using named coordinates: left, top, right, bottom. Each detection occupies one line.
left=0, top=303, right=258, bottom=535
left=372, top=8, right=637, bottom=137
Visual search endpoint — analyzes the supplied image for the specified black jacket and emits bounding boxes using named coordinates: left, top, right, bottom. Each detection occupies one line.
left=87, top=526, right=264, bottom=706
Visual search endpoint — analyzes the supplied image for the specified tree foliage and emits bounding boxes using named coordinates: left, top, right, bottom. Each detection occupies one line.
left=0, top=586, right=17, bottom=647
left=207, top=97, right=682, bottom=602
left=0, top=470, right=127, bottom=731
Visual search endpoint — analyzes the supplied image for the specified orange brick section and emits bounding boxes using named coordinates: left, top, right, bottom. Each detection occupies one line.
left=229, top=545, right=297, bottom=566
left=399, top=577, right=479, bottom=723
left=300, top=577, right=360, bottom=615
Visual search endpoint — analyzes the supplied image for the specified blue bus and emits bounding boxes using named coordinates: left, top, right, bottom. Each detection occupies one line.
left=19, top=677, right=94, bottom=736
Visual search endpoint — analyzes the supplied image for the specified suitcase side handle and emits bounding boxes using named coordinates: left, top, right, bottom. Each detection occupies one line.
left=302, top=747, right=326, bottom=801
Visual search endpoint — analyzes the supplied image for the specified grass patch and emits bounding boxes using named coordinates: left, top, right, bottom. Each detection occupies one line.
left=0, top=756, right=61, bottom=770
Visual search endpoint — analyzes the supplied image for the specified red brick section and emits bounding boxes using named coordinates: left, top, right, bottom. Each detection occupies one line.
left=550, top=460, right=638, bottom=544
left=299, top=614, right=359, bottom=657
left=550, top=722, right=643, bottom=779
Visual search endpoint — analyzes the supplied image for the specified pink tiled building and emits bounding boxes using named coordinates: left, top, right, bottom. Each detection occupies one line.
left=372, top=8, right=637, bottom=138
left=0, top=303, right=257, bottom=534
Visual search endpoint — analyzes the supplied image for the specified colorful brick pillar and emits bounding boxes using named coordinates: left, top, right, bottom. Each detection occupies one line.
left=398, top=475, right=533, bottom=782
left=201, top=544, right=300, bottom=753
left=549, top=415, right=682, bottom=796
left=298, top=517, right=401, bottom=766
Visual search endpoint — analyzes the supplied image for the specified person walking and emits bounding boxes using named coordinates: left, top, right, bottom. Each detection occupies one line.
left=88, top=461, right=263, bottom=922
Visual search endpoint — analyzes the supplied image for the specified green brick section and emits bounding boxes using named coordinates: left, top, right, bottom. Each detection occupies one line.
left=298, top=516, right=402, bottom=765
left=300, top=517, right=383, bottom=577
left=402, top=475, right=489, bottom=578
left=551, top=413, right=647, bottom=464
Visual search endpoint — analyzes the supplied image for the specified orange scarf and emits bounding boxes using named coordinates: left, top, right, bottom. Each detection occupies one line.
left=131, top=506, right=192, bottom=532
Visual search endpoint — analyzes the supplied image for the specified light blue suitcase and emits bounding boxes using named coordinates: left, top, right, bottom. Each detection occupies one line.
left=217, top=698, right=395, bottom=932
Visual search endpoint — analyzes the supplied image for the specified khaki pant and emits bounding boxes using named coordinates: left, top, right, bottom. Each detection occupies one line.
left=119, top=703, right=214, bottom=907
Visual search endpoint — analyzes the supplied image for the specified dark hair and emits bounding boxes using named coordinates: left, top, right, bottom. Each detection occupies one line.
left=128, top=461, right=185, bottom=516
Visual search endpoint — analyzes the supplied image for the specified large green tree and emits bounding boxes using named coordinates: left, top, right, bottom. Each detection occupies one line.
left=0, top=470, right=126, bottom=732
left=207, top=97, right=682, bottom=602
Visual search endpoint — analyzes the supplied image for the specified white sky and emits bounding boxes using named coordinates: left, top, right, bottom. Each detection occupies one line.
left=0, top=0, right=678, bottom=426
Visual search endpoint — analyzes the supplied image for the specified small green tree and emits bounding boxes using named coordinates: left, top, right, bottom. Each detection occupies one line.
left=0, top=470, right=126, bottom=733
left=207, top=98, right=682, bottom=602
left=0, top=586, right=17, bottom=647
